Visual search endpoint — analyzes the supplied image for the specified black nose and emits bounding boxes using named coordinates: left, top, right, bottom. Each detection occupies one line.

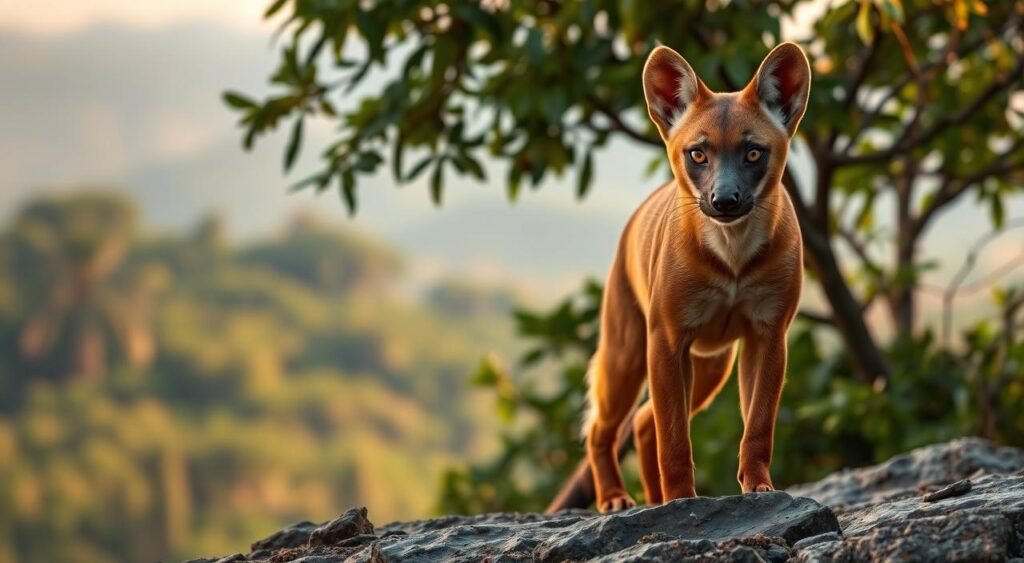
left=711, top=190, right=741, bottom=213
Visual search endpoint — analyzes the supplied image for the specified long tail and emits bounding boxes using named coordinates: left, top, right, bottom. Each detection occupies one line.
left=544, top=408, right=637, bottom=514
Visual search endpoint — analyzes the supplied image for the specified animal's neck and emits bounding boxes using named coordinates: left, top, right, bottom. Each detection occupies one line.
left=698, top=189, right=780, bottom=273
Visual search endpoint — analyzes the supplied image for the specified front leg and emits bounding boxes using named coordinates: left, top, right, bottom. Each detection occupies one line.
left=647, top=329, right=697, bottom=500
left=737, top=329, right=787, bottom=493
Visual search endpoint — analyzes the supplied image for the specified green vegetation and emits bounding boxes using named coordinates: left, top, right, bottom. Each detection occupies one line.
left=438, top=281, right=1024, bottom=514
left=0, top=193, right=517, bottom=563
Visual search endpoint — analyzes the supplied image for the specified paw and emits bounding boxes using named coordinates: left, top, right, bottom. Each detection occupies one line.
left=598, top=494, right=637, bottom=513
left=738, top=468, right=774, bottom=493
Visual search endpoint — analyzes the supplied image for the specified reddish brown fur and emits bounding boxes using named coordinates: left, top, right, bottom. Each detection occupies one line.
left=584, top=43, right=810, bottom=512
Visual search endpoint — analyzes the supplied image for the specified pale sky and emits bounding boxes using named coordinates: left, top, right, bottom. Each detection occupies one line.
left=0, top=0, right=270, bottom=33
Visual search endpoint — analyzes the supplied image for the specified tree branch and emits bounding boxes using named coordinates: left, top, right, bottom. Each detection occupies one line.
left=832, top=56, right=1024, bottom=167
left=912, top=137, right=1024, bottom=239
left=586, top=96, right=661, bottom=147
left=838, top=225, right=882, bottom=275
left=837, top=16, right=1022, bottom=161
left=797, top=309, right=835, bottom=326
left=939, top=217, right=1024, bottom=345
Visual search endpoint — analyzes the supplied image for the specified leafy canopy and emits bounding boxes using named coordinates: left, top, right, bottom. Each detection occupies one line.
left=225, top=0, right=799, bottom=210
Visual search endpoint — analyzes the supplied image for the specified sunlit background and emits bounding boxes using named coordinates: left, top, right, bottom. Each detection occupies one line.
left=0, top=1, right=1022, bottom=562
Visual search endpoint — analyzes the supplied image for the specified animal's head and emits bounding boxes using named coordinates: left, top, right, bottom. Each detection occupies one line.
left=642, top=43, right=810, bottom=224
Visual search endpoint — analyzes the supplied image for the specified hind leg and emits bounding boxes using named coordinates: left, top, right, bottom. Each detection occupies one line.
left=586, top=263, right=647, bottom=512
left=632, top=401, right=661, bottom=505
left=690, top=343, right=737, bottom=414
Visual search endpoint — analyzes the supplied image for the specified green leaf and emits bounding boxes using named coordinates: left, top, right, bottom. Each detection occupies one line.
left=403, top=44, right=429, bottom=76
left=644, top=155, right=664, bottom=178
left=454, top=153, right=486, bottom=181
left=353, top=151, right=383, bottom=173
left=496, top=395, right=517, bottom=423
left=355, top=9, right=385, bottom=63
left=263, top=0, right=288, bottom=18
left=470, top=357, right=502, bottom=386
left=405, top=156, right=433, bottom=182
left=318, top=99, right=337, bottom=117
left=392, top=134, right=405, bottom=181
left=878, top=0, right=904, bottom=22
left=430, top=158, right=446, bottom=205
left=518, top=348, right=545, bottom=368
left=508, top=167, right=523, bottom=202
left=576, top=150, right=593, bottom=199
left=222, top=91, right=257, bottom=110
left=288, top=171, right=329, bottom=193
left=856, top=1, right=875, bottom=44
left=340, top=169, right=356, bottom=215
left=990, top=194, right=1005, bottom=228
left=284, top=118, right=303, bottom=172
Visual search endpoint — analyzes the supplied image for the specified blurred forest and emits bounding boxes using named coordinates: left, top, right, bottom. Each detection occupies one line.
left=0, top=193, right=519, bottom=562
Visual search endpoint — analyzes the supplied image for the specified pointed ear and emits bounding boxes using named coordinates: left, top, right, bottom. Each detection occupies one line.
left=643, top=46, right=706, bottom=141
left=747, top=42, right=811, bottom=136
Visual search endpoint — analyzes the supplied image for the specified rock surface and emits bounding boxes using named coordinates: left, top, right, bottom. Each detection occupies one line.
left=188, top=438, right=1024, bottom=562
left=788, top=437, right=1024, bottom=562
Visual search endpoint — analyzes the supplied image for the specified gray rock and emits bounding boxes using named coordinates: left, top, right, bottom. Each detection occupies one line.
left=184, top=439, right=1024, bottom=563
left=791, top=531, right=842, bottom=550
left=251, top=521, right=318, bottom=551
left=837, top=472, right=1024, bottom=537
left=290, top=557, right=347, bottom=563
left=331, top=493, right=836, bottom=562
left=789, top=439, right=1024, bottom=563
left=590, top=538, right=717, bottom=562
left=787, top=437, right=1024, bottom=508
left=308, top=507, right=374, bottom=547
left=532, top=493, right=836, bottom=561
left=793, top=512, right=1013, bottom=562
left=725, top=545, right=766, bottom=562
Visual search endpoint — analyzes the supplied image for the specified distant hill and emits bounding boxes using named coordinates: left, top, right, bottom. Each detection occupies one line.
left=0, top=191, right=520, bottom=563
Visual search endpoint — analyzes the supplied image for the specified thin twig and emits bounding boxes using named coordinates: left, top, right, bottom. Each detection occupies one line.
left=938, top=218, right=1024, bottom=345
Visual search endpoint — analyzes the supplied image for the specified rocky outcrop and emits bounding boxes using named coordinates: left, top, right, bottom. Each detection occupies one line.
left=788, top=438, right=1024, bottom=562
left=185, top=438, right=1024, bottom=562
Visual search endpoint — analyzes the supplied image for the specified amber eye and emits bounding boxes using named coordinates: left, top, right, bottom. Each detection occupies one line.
left=745, top=149, right=762, bottom=163
left=689, top=150, right=707, bottom=164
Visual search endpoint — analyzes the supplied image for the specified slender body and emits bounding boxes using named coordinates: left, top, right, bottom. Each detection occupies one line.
left=583, top=43, right=811, bottom=511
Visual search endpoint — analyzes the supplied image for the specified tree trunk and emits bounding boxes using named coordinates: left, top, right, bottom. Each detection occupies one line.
left=890, top=250, right=917, bottom=335
left=783, top=169, right=890, bottom=385
left=801, top=223, right=890, bottom=385
left=891, top=165, right=917, bottom=335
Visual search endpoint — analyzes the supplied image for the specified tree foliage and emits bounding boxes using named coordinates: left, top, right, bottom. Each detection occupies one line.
left=228, top=0, right=1024, bottom=384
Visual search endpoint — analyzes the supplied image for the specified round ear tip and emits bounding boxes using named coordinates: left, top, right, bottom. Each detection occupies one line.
left=774, top=42, right=805, bottom=54
left=648, top=45, right=677, bottom=59
left=769, top=42, right=811, bottom=70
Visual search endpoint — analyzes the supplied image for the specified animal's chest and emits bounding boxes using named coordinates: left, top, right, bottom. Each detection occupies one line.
left=681, top=276, right=783, bottom=343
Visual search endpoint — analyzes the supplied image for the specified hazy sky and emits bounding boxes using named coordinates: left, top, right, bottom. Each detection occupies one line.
left=0, top=1, right=1020, bottom=326
left=0, top=0, right=269, bottom=32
